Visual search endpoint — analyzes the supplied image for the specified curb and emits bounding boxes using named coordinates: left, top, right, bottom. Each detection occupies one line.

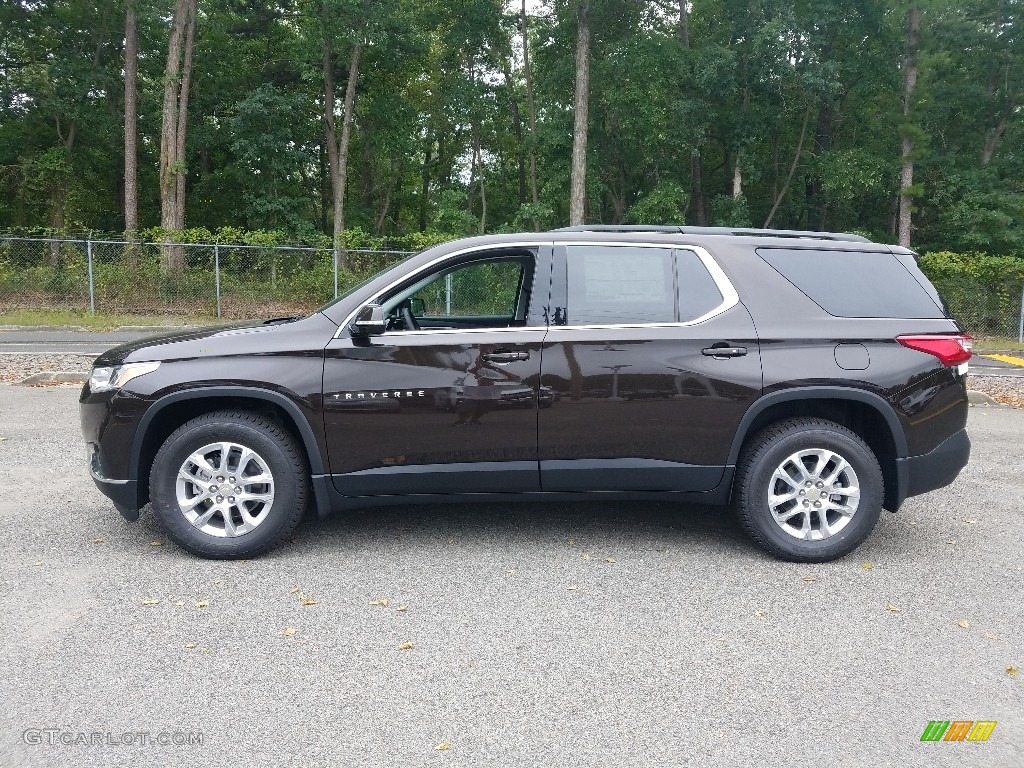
left=17, top=371, right=88, bottom=386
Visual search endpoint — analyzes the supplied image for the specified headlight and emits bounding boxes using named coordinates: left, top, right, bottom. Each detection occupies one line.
left=89, top=361, right=161, bottom=393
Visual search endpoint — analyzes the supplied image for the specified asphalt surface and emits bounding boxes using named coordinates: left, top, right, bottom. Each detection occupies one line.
left=0, top=329, right=189, bottom=357
left=0, top=386, right=1020, bottom=767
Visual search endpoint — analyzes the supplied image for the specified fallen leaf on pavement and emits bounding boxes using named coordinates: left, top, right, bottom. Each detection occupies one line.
left=301, top=598, right=317, bottom=606
left=369, top=598, right=389, bottom=607
left=605, top=557, right=617, bottom=564
left=396, top=606, right=408, bottom=612
left=283, top=627, right=297, bottom=637
left=149, top=540, right=163, bottom=547
left=885, top=603, right=901, bottom=612
left=289, top=586, right=300, bottom=594
left=947, top=540, right=956, bottom=545
left=141, top=599, right=160, bottom=606
left=175, top=600, right=185, bottom=607
left=566, top=585, right=578, bottom=591
left=435, top=742, right=451, bottom=751
left=185, top=642, right=197, bottom=648
left=581, top=553, right=591, bottom=561
left=195, top=601, right=209, bottom=608
left=802, top=576, right=817, bottom=582
left=93, top=538, right=105, bottom=544
left=958, top=619, right=970, bottom=629
left=32, top=561, right=43, bottom=567
left=861, top=563, right=873, bottom=570
left=754, top=611, right=767, bottom=618
left=1008, top=665, right=1018, bottom=678
left=399, top=642, right=414, bottom=650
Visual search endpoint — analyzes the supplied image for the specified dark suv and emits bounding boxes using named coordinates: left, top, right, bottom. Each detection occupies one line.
left=80, top=226, right=972, bottom=562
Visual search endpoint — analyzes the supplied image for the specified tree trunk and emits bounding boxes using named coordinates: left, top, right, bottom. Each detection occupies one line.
left=568, top=2, right=591, bottom=226
left=419, top=137, right=432, bottom=232
left=982, top=114, right=1008, bottom=166
left=471, top=120, right=486, bottom=234
left=501, top=60, right=527, bottom=206
left=173, top=0, right=197, bottom=232
left=323, top=37, right=362, bottom=273
left=123, top=0, right=138, bottom=252
left=764, top=106, right=811, bottom=228
left=898, top=5, right=920, bottom=249
left=521, top=0, right=540, bottom=229
left=678, top=0, right=706, bottom=225
left=159, top=0, right=190, bottom=275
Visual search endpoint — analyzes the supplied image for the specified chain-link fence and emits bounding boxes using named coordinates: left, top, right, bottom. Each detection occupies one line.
left=932, top=276, right=1024, bottom=342
left=0, top=237, right=413, bottom=321
left=1, top=236, right=1022, bottom=340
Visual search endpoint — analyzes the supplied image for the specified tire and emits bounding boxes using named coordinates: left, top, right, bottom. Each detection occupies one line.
left=732, top=418, right=883, bottom=562
left=149, top=410, right=308, bottom=559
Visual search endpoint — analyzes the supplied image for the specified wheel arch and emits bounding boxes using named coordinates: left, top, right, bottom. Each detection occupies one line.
left=131, top=387, right=326, bottom=508
left=727, top=387, right=907, bottom=510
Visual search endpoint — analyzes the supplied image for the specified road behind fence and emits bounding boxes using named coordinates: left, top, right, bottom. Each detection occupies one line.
left=0, top=237, right=412, bottom=321
left=1, top=236, right=1022, bottom=340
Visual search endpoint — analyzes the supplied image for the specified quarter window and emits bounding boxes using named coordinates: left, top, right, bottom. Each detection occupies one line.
left=757, top=248, right=946, bottom=318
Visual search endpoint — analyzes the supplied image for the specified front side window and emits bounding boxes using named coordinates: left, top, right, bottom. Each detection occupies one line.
left=380, top=253, right=534, bottom=331
left=414, top=260, right=524, bottom=318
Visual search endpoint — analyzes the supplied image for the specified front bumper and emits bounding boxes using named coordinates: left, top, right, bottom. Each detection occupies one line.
left=892, top=428, right=971, bottom=510
left=87, top=441, right=142, bottom=520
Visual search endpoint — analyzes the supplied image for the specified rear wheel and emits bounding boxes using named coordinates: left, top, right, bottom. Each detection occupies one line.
left=733, top=418, right=883, bottom=562
left=149, top=411, right=308, bottom=559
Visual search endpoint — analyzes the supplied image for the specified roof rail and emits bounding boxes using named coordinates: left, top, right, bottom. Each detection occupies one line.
left=552, top=224, right=870, bottom=243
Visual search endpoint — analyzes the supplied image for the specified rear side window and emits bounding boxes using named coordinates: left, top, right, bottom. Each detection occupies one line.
left=567, top=245, right=675, bottom=324
left=564, top=245, right=725, bottom=325
left=757, top=248, right=945, bottom=319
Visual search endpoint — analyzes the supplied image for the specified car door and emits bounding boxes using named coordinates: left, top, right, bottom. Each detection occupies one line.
left=538, top=242, right=762, bottom=493
left=323, top=244, right=552, bottom=496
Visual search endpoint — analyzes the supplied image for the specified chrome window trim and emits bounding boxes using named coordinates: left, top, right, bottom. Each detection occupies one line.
left=334, top=240, right=739, bottom=338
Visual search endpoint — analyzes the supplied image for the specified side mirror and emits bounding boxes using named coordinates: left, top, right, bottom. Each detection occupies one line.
left=350, top=303, right=386, bottom=337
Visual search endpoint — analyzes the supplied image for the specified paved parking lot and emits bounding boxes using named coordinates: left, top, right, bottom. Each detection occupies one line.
left=0, top=385, right=1021, bottom=767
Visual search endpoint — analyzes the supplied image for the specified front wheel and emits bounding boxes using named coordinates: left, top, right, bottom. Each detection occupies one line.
left=149, top=411, right=308, bottom=559
left=732, top=418, right=883, bottom=562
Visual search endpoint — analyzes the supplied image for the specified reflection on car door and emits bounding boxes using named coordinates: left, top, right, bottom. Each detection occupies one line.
left=322, top=245, right=552, bottom=496
left=538, top=243, right=762, bottom=493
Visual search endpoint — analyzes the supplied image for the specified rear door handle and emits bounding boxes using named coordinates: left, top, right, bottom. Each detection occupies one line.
left=701, top=346, right=747, bottom=358
left=483, top=350, right=529, bottom=363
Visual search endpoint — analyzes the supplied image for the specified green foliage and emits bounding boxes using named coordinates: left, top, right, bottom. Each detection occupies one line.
left=710, top=195, right=752, bottom=228
left=918, top=250, right=1024, bottom=337
left=0, top=0, right=1022, bottom=255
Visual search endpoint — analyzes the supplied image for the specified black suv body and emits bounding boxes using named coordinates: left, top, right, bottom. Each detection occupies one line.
left=81, top=227, right=971, bottom=561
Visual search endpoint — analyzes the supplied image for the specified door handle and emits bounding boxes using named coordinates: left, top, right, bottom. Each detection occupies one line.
left=701, top=345, right=747, bottom=358
left=483, top=350, right=529, bottom=363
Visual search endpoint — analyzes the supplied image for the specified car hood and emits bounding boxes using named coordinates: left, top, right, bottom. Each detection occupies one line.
left=92, top=321, right=282, bottom=367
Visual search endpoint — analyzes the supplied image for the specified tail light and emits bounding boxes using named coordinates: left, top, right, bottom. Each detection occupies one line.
left=896, top=334, right=973, bottom=367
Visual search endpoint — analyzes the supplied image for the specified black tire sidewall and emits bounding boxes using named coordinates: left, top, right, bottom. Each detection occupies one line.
left=150, top=419, right=305, bottom=558
left=739, top=425, right=883, bottom=561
